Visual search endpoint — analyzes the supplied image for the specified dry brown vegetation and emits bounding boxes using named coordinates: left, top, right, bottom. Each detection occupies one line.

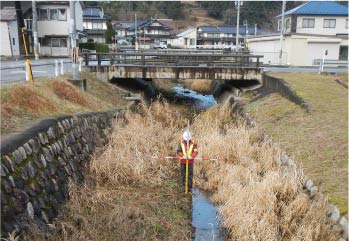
left=23, top=102, right=192, bottom=241
left=180, top=79, right=213, bottom=94
left=0, top=75, right=128, bottom=134
left=192, top=106, right=341, bottom=240
left=21, top=102, right=342, bottom=241
left=51, top=80, right=87, bottom=106
left=245, top=73, right=348, bottom=216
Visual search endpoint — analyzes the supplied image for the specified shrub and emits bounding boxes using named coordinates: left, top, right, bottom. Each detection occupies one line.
left=52, top=80, right=88, bottom=106
left=79, top=42, right=109, bottom=53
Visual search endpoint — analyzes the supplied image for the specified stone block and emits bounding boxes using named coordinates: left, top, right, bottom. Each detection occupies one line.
left=47, top=127, right=56, bottom=141
left=38, top=133, right=47, bottom=145
left=28, top=138, right=40, bottom=154
left=8, top=176, right=15, bottom=188
left=1, top=164, right=8, bottom=177
left=26, top=202, right=34, bottom=220
left=327, top=205, right=340, bottom=223
left=41, top=210, right=49, bottom=223
left=18, top=146, right=27, bottom=160
left=27, top=161, right=36, bottom=178
left=23, top=143, right=32, bottom=155
left=2, top=179, right=12, bottom=193
left=47, top=163, right=56, bottom=176
left=42, top=148, right=53, bottom=162
left=339, top=217, right=348, bottom=239
left=19, top=167, right=28, bottom=181
left=12, top=150, right=23, bottom=164
left=13, top=189, right=29, bottom=204
left=13, top=176, right=24, bottom=189
left=305, top=179, right=313, bottom=191
left=3, top=156, right=15, bottom=173
left=310, top=186, right=318, bottom=198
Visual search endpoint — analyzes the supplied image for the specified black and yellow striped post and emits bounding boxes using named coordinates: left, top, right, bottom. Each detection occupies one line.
left=21, top=28, right=34, bottom=84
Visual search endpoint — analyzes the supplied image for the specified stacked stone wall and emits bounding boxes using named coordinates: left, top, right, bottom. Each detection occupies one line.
left=1, top=110, right=119, bottom=237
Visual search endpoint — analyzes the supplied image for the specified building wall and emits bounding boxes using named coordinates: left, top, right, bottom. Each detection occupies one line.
left=295, top=15, right=348, bottom=35
left=8, top=20, right=20, bottom=56
left=0, top=21, right=12, bottom=56
left=75, top=2, right=83, bottom=32
left=247, top=34, right=346, bottom=66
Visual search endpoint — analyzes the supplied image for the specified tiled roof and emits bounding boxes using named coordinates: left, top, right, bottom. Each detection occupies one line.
left=198, top=25, right=259, bottom=35
left=176, top=28, right=196, bottom=38
left=279, top=1, right=348, bottom=17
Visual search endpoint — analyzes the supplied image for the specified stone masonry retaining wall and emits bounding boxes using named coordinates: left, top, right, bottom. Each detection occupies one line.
left=0, top=110, right=120, bottom=238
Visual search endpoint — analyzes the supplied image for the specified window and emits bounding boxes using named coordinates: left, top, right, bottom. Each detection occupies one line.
left=286, top=19, right=291, bottom=30
left=60, top=39, right=67, bottom=47
left=346, top=19, right=348, bottom=29
left=323, top=19, right=336, bottom=28
left=190, top=38, right=195, bottom=45
left=302, top=18, right=315, bottom=28
left=38, top=8, right=48, bottom=20
left=58, top=9, right=67, bottom=21
left=49, top=9, right=58, bottom=20
left=52, top=38, right=60, bottom=47
left=40, top=37, right=51, bottom=46
left=52, top=38, right=67, bottom=47
left=12, top=38, right=15, bottom=45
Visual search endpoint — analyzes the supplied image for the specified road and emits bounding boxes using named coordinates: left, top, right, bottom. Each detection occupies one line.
left=0, top=58, right=73, bottom=83
left=263, top=66, right=348, bottom=73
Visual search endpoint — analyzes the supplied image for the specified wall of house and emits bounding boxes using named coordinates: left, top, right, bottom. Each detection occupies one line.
left=75, top=2, right=83, bottom=32
left=296, top=15, right=348, bottom=35
left=0, top=22, right=12, bottom=56
left=37, top=4, right=70, bottom=37
left=9, top=20, right=20, bottom=56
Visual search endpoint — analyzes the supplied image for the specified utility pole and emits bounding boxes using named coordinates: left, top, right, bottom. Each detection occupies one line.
left=32, top=1, right=39, bottom=60
left=244, top=20, right=248, bottom=49
left=70, top=0, right=77, bottom=80
left=279, top=0, right=286, bottom=65
left=135, top=13, right=138, bottom=51
left=235, top=0, right=242, bottom=52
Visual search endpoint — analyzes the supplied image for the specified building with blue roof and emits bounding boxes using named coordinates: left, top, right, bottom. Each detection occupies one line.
left=82, top=6, right=107, bottom=43
left=247, top=1, right=348, bottom=67
left=275, top=1, right=348, bottom=36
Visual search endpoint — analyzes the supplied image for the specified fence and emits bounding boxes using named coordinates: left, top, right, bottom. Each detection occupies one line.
left=250, top=51, right=288, bottom=65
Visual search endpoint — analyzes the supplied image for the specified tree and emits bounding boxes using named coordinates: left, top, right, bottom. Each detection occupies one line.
left=104, top=19, right=115, bottom=44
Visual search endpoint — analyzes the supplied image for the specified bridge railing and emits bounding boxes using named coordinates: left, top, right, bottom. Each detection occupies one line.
left=82, top=52, right=263, bottom=68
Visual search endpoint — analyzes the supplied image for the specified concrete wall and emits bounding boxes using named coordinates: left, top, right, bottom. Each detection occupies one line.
left=247, top=34, right=347, bottom=66
left=0, top=110, right=119, bottom=237
left=0, top=21, right=12, bottom=56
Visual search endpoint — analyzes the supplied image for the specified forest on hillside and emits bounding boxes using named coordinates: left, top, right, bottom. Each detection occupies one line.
left=86, top=1, right=347, bottom=30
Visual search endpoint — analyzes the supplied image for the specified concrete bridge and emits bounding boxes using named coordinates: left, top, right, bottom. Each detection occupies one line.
left=82, top=51, right=263, bottom=82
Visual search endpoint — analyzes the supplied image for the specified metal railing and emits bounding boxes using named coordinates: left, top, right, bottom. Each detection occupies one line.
left=82, top=52, right=263, bottom=68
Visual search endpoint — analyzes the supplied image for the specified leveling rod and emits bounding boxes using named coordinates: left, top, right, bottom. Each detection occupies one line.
left=151, top=156, right=220, bottom=161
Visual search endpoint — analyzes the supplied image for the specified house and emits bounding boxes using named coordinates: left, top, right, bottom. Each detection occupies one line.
left=0, top=7, right=20, bottom=56
left=170, top=28, right=197, bottom=49
left=125, top=18, right=178, bottom=47
left=247, top=1, right=348, bottom=66
left=36, top=1, right=84, bottom=56
left=196, top=25, right=258, bottom=49
left=112, top=21, right=134, bottom=44
left=82, top=6, right=107, bottom=43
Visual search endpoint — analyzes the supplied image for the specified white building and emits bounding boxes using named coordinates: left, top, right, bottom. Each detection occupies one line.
left=37, top=1, right=84, bottom=56
left=82, top=6, right=107, bottom=43
left=247, top=1, right=348, bottom=66
left=170, top=28, right=197, bottom=49
left=0, top=7, right=20, bottom=56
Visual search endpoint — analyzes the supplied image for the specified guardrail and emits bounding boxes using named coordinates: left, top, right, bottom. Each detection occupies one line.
left=82, top=52, right=263, bottom=68
left=313, top=59, right=349, bottom=67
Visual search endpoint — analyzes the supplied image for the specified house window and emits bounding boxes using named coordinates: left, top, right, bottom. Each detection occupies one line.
left=302, top=18, right=315, bottom=28
left=49, top=9, right=58, bottom=20
left=40, top=37, right=51, bottom=46
left=346, top=19, right=348, bottom=29
left=323, top=19, right=336, bottom=28
left=286, top=19, right=291, bottom=30
left=58, top=9, right=67, bottom=21
left=38, top=8, right=48, bottom=20
left=52, top=38, right=67, bottom=47
left=190, top=38, right=195, bottom=45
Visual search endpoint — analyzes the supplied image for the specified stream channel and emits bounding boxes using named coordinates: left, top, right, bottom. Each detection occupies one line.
left=171, top=84, right=227, bottom=241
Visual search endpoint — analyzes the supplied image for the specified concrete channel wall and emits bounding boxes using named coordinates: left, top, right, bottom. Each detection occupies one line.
left=262, top=74, right=313, bottom=112
left=0, top=110, right=120, bottom=237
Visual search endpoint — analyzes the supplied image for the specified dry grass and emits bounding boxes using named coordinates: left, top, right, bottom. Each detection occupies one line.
left=17, top=101, right=342, bottom=240
left=0, top=74, right=128, bottom=134
left=245, top=73, right=348, bottom=216
left=23, top=102, right=192, bottom=241
left=52, top=80, right=87, bottom=106
left=192, top=105, right=341, bottom=241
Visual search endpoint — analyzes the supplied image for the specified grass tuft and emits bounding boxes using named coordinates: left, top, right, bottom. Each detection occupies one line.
left=52, top=80, right=88, bottom=106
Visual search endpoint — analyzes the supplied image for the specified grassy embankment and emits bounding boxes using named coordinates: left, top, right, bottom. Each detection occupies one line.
left=0, top=72, right=128, bottom=135
left=24, top=102, right=342, bottom=241
left=244, top=72, right=348, bottom=216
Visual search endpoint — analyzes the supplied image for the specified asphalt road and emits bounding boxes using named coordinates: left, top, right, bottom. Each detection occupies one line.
left=0, top=58, right=347, bottom=83
left=0, top=58, right=73, bottom=83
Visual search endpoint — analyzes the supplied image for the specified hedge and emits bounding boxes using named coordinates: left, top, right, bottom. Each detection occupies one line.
left=79, top=42, right=109, bottom=53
